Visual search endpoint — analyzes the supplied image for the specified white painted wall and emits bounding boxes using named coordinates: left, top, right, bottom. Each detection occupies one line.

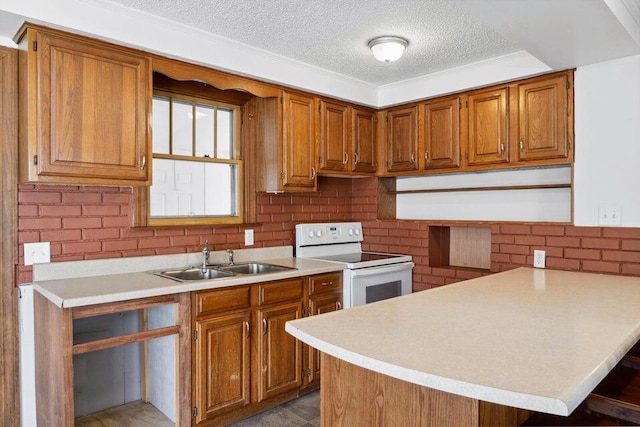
left=574, top=55, right=640, bottom=226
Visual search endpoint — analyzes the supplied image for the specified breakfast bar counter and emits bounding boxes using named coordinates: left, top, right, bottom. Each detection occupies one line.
left=285, top=268, right=640, bottom=426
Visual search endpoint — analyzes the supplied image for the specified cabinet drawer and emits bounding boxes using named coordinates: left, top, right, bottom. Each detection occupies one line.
left=309, top=272, right=342, bottom=295
left=195, top=286, right=251, bottom=317
left=258, top=279, right=303, bottom=306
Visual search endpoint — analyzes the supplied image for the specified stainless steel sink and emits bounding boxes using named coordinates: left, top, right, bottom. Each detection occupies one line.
left=152, top=262, right=295, bottom=282
left=155, top=267, right=235, bottom=282
left=217, top=262, right=296, bottom=275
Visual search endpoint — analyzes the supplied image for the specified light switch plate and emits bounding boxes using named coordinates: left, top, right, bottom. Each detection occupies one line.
left=24, top=242, right=51, bottom=266
left=245, top=229, right=254, bottom=246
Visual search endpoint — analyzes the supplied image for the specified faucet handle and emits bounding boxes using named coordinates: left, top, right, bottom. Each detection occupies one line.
left=203, top=240, right=209, bottom=250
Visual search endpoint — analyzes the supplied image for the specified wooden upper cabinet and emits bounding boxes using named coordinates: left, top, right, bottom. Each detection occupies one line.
left=386, top=105, right=419, bottom=172
left=351, top=106, right=377, bottom=174
left=517, top=74, right=570, bottom=161
left=466, top=87, right=509, bottom=166
left=423, top=97, right=461, bottom=170
left=17, top=25, right=151, bottom=185
left=282, top=91, right=317, bottom=190
left=319, top=100, right=349, bottom=172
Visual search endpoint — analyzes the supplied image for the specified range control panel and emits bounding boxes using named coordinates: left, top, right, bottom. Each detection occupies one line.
left=295, top=222, right=363, bottom=247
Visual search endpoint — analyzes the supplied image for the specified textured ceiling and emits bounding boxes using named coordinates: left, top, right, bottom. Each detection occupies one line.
left=104, top=0, right=519, bottom=85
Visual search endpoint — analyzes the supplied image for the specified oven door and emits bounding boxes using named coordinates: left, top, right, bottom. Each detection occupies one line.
left=345, top=262, right=414, bottom=308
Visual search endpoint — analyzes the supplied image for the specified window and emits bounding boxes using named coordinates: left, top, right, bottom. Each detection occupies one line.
left=146, top=91, right=243, bottom=225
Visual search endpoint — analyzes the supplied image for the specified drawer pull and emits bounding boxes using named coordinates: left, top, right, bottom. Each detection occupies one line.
left=343, top=152, right=348, bottom=164
left=244, top=321, right=250, bottom=339
left=321, top=281, right=333, bottom=286
left=520, top=139, right=525, bottom=152
left=354, top=152, right=359, bottom=165
left=262, top=319, right=268, bottom=335
left=140, top=153, right=147, bottom=170
left=337, top=302, right=342, bottom=310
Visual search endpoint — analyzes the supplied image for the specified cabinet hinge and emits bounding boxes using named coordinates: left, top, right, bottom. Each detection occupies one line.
left=32, top=41, right=37, bottom=51
left=281, top=171, right=285, bottom=181
left=193, top=407, right=197, bottom=417
left=33, top=155, right=38, bottom=165
left=566, top=80, right=570, bottom=90
left=280, top=97, right=283, bottom=105
left=192, top=330, right=197, bottom=341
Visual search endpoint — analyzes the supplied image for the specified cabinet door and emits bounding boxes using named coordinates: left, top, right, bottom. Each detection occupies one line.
left=386, top=106, right=418, bottom=172
left=282, top=92, right=317, bottom=189
left=423, top=98, right=461, bottom=170
left=467, top=88, right=509, bottom=166
left=25, top=29, right=150, bottom=184
left=257, top=301, right=303, bottom=401
left=319, top=100, right=349, bottom=172
left=304, top=293, right=342, bottom=388
left=518, top=75, right=569, bottom=161
left=194, top=311, right=251, bottom=423
left=351, top=106, right=377, bottom=173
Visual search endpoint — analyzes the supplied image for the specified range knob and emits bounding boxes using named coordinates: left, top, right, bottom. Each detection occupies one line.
left=316, top=230, right=322, bottom=238
left=354, top=229, right=361, bottom=236
left=348, top=229, right=354, bottom=236
left=308, top=231, right=315, bottom=238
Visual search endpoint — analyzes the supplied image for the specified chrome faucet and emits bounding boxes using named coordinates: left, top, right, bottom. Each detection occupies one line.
left=202, top=240, right=210, bottom=269
left=227, top=248, right=234, bottom=265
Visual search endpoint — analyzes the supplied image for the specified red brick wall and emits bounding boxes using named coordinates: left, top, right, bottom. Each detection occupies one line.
left=17, top=177, right=355, bottom=284
left=17, top=176, right=640, bottom=289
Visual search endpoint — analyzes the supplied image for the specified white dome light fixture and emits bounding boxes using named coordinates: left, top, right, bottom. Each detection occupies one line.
left=368, top=36, right=409, bottom=63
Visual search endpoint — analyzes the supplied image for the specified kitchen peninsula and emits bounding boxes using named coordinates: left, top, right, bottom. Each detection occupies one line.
left=286, top=268, right=640, bottom=426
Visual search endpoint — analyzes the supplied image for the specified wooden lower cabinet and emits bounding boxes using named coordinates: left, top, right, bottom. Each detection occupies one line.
left=302, top=272, right=343, bottom=390
left=193, top=310, right=251, bottom=424
left=192, top=273, right=341, bottom=426
left=256, top=301, right=303, bottom=400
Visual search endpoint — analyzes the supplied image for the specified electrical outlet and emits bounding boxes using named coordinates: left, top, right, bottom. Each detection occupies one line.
left=244, top=229, right=254, bottom=246
left=24, top=242, right=51, bottom=266
left=533, top=250, right=546, bottom=269
left=599, top=205, right=621, bottom=226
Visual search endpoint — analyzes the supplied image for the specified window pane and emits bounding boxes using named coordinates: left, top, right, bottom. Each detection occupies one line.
left=152, top=97, right=170, bottom=154
left=172, top=100, right=193, bottom=156
left=204, top=163, right=237, bottom=216
left=217, top=108, right=233, bottom=159
left=195, top=104, right=214, bottom=158
left=150, top=159, right=206, bottom=217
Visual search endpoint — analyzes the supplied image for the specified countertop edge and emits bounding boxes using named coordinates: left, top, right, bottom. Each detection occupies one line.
left=285, top=322, right=571, bottom=416
left=32, top=258, right=345, bottom=308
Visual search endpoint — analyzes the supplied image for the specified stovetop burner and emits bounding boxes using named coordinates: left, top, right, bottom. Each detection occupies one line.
left=315, top=252, right=406, bottom=263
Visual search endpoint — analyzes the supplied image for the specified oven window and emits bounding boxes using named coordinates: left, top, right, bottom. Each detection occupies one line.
left=366, top=280, right=402, bottom=304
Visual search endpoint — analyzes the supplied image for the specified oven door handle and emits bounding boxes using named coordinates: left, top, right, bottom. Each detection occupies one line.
left=349, top=262, right=414, bottom=278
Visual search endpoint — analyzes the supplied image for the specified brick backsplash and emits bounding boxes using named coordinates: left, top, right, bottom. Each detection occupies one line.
left=17, top=177, right=640, bottom=289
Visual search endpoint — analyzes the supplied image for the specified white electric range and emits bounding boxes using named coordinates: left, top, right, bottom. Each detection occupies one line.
left=295, top=222, right=414, bottom=308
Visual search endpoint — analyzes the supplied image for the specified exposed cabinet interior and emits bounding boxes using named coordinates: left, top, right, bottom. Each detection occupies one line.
left=33, top=292, right=190, bottom=426
left=429, top=226, right=491, bottom=270
left=16, top=24, right=152, bottom=186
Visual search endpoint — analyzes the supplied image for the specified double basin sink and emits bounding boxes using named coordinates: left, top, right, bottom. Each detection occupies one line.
left=154, top=262, right=296, bottom=282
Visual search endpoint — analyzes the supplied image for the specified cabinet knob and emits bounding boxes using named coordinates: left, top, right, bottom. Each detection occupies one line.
left=410, top=152, right=416, bottom=163
left=520, top=139, right=525, bottom=152
left=424, top=151, right=430, bottom=163
left=310, top=167, right=316, bottom=179
left=245, top=321, right=250, bottom=339
left=140, top=153, right=147, bottom=170
left=499, top=143, right=505, bottom=154
left=337, top=302, right=342, bottom=310
left=343, top=152, right=348, bottom=164
left=353, top=152, right=359, bottom=165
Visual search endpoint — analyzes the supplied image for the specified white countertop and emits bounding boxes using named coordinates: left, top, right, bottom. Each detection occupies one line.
left=285, top=267, right=640, bottom=416
left=29, top=247, right=344, bottom=308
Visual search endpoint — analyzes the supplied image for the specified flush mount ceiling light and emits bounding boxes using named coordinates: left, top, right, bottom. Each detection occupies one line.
left=368, top=36, right=409, bottom=63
